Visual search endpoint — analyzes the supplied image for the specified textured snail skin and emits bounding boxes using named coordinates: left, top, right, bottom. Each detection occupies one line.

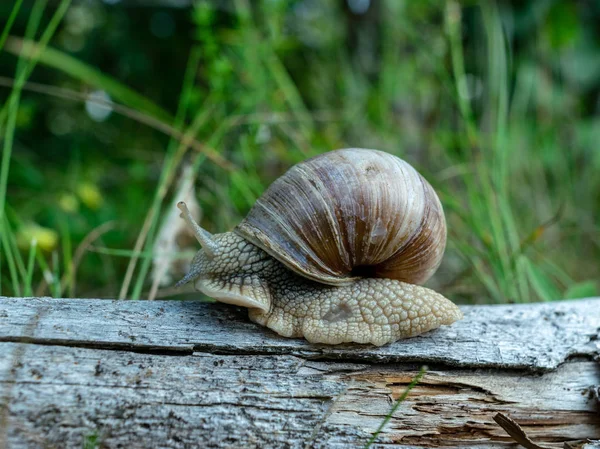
left=180, top=232, right=463, bottom=346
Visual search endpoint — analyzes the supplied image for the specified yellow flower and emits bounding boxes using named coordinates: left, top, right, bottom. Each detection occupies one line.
left=17, top=223, right=59, bottom=252
left=77, top=182, right=104, bottom=209
left=58, top=193, right=80, bottom=213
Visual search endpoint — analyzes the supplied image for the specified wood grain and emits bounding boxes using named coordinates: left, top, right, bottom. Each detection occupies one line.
left=1, top=297, right=598, bottom=370
left=0, top=296, right=599, bottom=448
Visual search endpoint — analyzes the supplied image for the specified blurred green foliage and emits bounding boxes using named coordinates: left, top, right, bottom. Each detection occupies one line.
left=0, top=0, right=599, bottom=302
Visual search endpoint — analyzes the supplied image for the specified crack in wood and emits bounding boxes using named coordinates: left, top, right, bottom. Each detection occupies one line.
left=1, top=335, right=578, bottom=374
left=0, top=336, right=196, bottom=356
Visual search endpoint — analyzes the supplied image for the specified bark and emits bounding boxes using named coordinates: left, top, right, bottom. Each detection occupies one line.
left=0, top=296, right=599, bottom=449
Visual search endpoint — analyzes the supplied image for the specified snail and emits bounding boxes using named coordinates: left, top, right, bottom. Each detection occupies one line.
left=176, top=148, right=462, bottom=346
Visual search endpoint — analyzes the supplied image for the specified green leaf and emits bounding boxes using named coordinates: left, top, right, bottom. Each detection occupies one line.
left=564, top=281, right=598, bottom=300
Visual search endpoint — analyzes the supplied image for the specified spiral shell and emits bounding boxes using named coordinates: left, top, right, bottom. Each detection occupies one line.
left=235, top=148, right=446, bottom=286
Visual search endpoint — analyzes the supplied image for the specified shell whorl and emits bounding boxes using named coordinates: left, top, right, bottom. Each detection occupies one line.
left=235, top=148, right=446, bottom=286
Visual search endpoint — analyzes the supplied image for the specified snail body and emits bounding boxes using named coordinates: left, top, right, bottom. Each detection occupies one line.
left=176, top=149, right=462, bottom=346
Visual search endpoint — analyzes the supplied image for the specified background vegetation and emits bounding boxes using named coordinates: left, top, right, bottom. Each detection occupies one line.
left=1, top=0, right=598, bottom=304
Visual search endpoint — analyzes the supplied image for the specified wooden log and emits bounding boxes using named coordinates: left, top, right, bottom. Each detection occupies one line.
left=0, top=296, right=599, bottom=449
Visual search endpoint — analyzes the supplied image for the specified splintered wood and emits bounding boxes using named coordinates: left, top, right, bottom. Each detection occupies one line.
left=0, top=297, right=599, bottom=448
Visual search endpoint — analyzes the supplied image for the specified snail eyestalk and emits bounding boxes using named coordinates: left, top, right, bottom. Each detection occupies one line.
left=177, top=201, right=218, bottom=258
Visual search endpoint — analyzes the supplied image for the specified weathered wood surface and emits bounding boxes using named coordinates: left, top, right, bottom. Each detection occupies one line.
left=0, top=296, right=599, bottom=449
left=1, top=297, right=598, bottom=370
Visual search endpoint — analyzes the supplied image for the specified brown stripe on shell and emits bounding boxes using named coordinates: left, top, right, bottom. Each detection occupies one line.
left=235, top=149, right=446, bottom=286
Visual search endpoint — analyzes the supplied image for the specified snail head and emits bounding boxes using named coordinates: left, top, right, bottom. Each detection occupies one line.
left=175, top=201, right=273, bottom=312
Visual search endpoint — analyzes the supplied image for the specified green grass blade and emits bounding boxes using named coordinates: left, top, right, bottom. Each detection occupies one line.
left=59, top=218, right=73, bottom=297
left=0, top=0, right=71, bottom=297
left=0, top=220, right=21, bottom=297
left=364, top=366, right=427, bottom=448
left=445, top=0, right=476, bottom=140
left=34, top=248, right=59, bottom=297
left=0, top=89, right=20, bottom=225
left=0, top=0, right=46, bottom=297
left=126, top=46, right=203, bottom=300
left=524, top=258, right=561, bottom=302
left=0, top=0, right=24, bottom=51
left=564, top=281, right=598, bottom=299
left=5, top=220, right=27, bottom=288
left=2, top=0, right=70, bottom=116
left=51, top=250, right=61, bottom=298
left=23, top=238, right=37, bottom=297
left=3, top=37, right=173, bottom=124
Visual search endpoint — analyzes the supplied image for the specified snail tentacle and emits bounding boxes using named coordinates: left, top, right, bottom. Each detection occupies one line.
left=177, top=201, right=219, bottom=258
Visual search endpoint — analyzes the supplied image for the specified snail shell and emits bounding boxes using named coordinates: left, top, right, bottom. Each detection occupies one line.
left=235, top=148, right=446, bottom=286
